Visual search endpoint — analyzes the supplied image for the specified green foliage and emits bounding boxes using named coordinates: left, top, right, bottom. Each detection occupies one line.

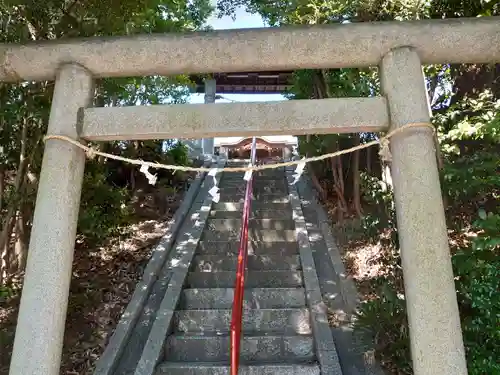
left=157, top=141, right=191, bottom=186
left=435, top=90, right=500, bottom=147
left=0, top=0, right=213, bottom=41
left=0, top=285, right=14, bottom=302
left=355, top=284, right=411, bottom=374
left=261, top=12, right=497, bottom=374
left=97, top=75, right=193, bottom=107
left=354, top=92, right=499, bottom=373
left=1, top=1, right=214, bottom=278
left=453, top=212, right=500, bottom=375
left=76, top=141, right=191, bottom=243
left=1, top=8, right=212, bottom=373
left=166, top=141, right=190, bottom=166
left=354, top=173, right=411, bottom=373
left=78, top=161, right=132, bottom=243
left=442, top=150, right=500, bottom=204
left=437, top=90, right=500, bottom=214
left=359, top=172, right=397, bottom=242
left=355, top=209, right=500, bottom=375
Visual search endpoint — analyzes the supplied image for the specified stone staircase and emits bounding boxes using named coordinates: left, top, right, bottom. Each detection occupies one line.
left=155, top=162, right=321, bottom=374
left=94, top=158, right=382, bottom=375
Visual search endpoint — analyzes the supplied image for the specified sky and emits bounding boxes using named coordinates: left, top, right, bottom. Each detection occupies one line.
left=188, top=3, right=286, bottom=105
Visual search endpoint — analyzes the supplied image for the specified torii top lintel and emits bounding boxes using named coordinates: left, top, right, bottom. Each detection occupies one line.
left=0, top=16, right=499, bottom=82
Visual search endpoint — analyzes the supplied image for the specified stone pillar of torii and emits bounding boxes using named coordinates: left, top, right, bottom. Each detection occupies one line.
left=202, top=78, right=216, bottom=157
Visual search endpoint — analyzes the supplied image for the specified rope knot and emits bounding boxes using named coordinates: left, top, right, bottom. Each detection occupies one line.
left=379, top=136, right=392, bottom=163
left=86, top=148, right=96, bottom=160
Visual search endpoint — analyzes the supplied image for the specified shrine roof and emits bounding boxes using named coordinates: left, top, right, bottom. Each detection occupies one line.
left=215, top=136, right=297, bottom=147
left=190, top=71, right=294, bottom=94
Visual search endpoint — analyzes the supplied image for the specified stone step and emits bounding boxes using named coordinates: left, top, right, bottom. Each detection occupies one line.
left=219, top=196, right=290, bottom=204
left=212, top=202, right=290, bottom=212
left=221, top=176, right=287, bottom=181
left=220, top=181, right=287, bottom=187
left=218, top=186, right=287, bottom=193
left=210, top=204, right=292, bottom=220
left=218, top=184, right=287, bottom=190
left=218, top=180, right=287, bottom=189
left=199, top=187, right=288, bottom=199
left=206, top=218, right=295, bottom=231
left=221, top=171, right=286, bottom=175
left=156, top=363, right=320, bottom=375
left=220, top=174, right=286, bottom=179
left=186, top=270, right=304, bottom=288
left=164, top=334, right=314, bottom=362
left=221, top=173, right=286, bottom=179
left=218, top=186, right=288, bottom=194
left=197, top=241, right=298, bottom=256
left=173, top=308, right=311, bottom=334
left=209, top=209, right=292, bottom=219
left=192, top=254, right=301, bottom=271
left=179, top=288, right=307, bottom=310
left=202, top=229, right=296, bottom=242
left=196, top=196, right=289, bottom=205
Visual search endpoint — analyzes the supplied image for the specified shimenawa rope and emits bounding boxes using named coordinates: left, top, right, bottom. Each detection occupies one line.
left=43, top=122, right=434, bottom=174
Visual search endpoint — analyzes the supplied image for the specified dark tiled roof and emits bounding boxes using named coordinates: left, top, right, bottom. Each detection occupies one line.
left=190, top=71, right=294, bottom=94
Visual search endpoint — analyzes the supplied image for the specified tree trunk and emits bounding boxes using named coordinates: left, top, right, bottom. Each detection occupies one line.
left=1, top=211, right=17, bottom=284
left=337, top=152, right=345, bottom=196
left=330, top=157, right=348, bottom=221
left=432, top=131, right=449, bottom=208
left=131, top=168, right=136, bottom=191
left=352, top=137, right=363, bottom=217
left=0, top=117, right=29, bottom=282
left=381, top=164, right=393, bottom=191
left=97, top=141, right=112, bottom=164
left=0, top=167, right=4, bottom=212
left=15, top=210, right=29, bottom=273
left=309, top=166, right=327, bottom=201
left=433, top=130, right=444, bottom=171
left=366, top=146, right=372, bottom=175
left=381, top=164, right=395, bottom=217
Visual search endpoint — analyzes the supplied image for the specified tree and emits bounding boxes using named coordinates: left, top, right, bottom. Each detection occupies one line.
left=1, top=2, right=215, bottom=373
left=0, top=0, right=213, bottom=282
left=213, top=1, right=500, bottom=373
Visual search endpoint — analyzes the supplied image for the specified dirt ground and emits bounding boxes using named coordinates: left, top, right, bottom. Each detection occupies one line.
left=0, top=190, right=186, bottom=375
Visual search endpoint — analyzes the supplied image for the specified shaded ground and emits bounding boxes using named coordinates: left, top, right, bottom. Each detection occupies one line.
left=323, top=201, right=479, bottom=375
left=325, top=208, right=402, bottom=375
left=325, top=203, right=385, bottom=301
left=0, top=188, right=189, bottom=375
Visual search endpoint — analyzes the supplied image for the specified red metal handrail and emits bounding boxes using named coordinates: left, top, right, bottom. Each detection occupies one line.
left=230, top=137, right=257, bottom=375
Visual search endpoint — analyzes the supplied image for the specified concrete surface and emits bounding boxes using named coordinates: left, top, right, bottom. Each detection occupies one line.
left=80, top=97, right=388, bottom=140
left=94, top=162, right=210, bottom=375
left=179, top=288, right=307, bottom=310
left=380, top=47, right=467, bottom=375
left=8, top=64, right=94, bottom=375
left=2, top=17, right=499, bottom=81
left=132, top=158, right=227, bottom=375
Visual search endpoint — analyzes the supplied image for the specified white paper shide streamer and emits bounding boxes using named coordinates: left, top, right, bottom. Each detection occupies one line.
left=291, top=158, right=306, bottom=185
left=140, top=164, right=158, bottom=185
left=243, top=163, right=253, bottom=182
left=207, top=168, right=220, bottom=203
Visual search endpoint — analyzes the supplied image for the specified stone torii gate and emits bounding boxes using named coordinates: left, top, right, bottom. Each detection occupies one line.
left=2, top=16, right=500, bottom=375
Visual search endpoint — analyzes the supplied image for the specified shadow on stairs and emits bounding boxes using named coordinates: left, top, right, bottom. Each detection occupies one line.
left=93, top=158, right=384, bottom=375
